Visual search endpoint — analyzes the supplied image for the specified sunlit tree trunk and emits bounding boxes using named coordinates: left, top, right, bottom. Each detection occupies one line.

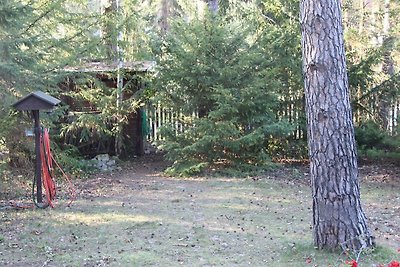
left=104, top=0, right=118, bottom=60
left=358, top=0, right=364, bottom=34
left=206, top=0, right=218, bottom=14
left=103, top=0, right=124, bottom=156
left=196, top=0, right=218, bottom=118
left=160, top=0, right=169, bottom=35
left=300, top=0, right=375, bottom=251
left=379, top=0, right=394, bottom=131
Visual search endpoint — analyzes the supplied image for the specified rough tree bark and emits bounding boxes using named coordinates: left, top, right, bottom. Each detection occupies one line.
left=300, top=0, right=375, bottom=251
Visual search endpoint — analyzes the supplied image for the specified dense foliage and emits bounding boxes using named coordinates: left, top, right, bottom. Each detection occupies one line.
left=0, top=0, right=58, bottom=167
left=0, top=0, right=149, bottom=168
left=0, top=0, right=399, bottom=176
left=153, top=12, right=292, bottom=175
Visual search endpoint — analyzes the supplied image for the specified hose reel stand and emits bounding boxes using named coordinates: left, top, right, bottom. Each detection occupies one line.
left=13, top=91, right=61, bottom=208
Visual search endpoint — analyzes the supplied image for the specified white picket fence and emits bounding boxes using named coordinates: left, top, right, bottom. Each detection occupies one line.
left=144, top=96, right=399, bottom=143
left=145, top=103, right=189, bottom=141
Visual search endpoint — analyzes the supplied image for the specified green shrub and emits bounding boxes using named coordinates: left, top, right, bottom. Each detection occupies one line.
left=1, top=113, right=34, bottom=169
left=164, top=161, right=208, bottom=177
left=355, top=121, right=385, bottom=149
left=362, top=148, right=400, bottom=160
left=381, top=132, right=400, bottom=152
left=52, top=144, right=96, bottom=177
left=356, top=121, right=400, bottom=163
left=267, top=138, right=308, bottom=160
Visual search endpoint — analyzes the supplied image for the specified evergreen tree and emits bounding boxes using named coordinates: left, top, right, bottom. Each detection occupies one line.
left=0, top=0, right=51, bottom=166
left=0, top=0, right=121, bottom=165
left=153, top=10, right=289, bottom=175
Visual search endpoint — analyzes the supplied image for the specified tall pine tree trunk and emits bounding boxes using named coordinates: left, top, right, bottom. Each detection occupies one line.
left=300, top=0, right=375, bottom=251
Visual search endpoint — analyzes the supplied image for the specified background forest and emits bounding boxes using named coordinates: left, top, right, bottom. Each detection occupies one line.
left=0, top=0, right=399, bottom=176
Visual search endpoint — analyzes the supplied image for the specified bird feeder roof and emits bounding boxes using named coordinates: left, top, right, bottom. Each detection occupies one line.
left=13, top=91, right=61, bottom=111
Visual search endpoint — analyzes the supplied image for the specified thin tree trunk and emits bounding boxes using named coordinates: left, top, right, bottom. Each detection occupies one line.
left=379, top=0, right=394, bottom=132
left=160, top=0, right=169, bottom=35
left=104, top=0, right=118, bottom=60
left=116, top=0, right=124, bottom=156
left=358, top=0, right=364, bottom=34
left=104, top=0, right=124, bottom=156
left=300, top=0, right=375, bottom=251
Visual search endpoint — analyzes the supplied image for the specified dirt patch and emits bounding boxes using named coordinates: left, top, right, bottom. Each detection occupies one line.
left=359, top=163, right=400, bottom=185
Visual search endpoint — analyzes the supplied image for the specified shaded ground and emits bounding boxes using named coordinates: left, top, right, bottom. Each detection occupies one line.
left=0, top=155, right=399, bottom=266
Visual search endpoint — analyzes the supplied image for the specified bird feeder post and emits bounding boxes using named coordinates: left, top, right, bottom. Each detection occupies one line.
left=13, top=91, right=61, bottom=207
left=33, top=110, right=43, bottom=204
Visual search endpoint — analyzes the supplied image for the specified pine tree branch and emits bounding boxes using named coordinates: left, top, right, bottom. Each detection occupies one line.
left=352, top=72, right=400, bottom=103
left=23, top=0, right=60, bottom=34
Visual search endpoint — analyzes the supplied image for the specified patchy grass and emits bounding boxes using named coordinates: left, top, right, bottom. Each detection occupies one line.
left=280, top=243, right=398, bottom=266
left=0, top=160, right=399, bottom=266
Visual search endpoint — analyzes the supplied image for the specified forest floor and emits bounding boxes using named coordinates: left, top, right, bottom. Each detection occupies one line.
left=0, top=155, right=399, bottom=267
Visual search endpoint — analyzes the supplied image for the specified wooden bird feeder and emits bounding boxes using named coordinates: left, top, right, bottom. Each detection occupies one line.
left=13, top=91, right=60, bottom=206
left=13, top=91, right=61, bottom=111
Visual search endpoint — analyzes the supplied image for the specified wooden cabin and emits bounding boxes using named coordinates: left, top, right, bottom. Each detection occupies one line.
left=60, top=61, right=155, bottom=158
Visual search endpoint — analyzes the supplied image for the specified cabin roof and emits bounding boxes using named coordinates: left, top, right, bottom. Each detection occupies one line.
left=63, top=61, right=155, bottom=73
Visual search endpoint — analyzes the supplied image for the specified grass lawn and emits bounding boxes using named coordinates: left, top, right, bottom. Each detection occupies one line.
left=0, top=158, right=399, bottom=266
